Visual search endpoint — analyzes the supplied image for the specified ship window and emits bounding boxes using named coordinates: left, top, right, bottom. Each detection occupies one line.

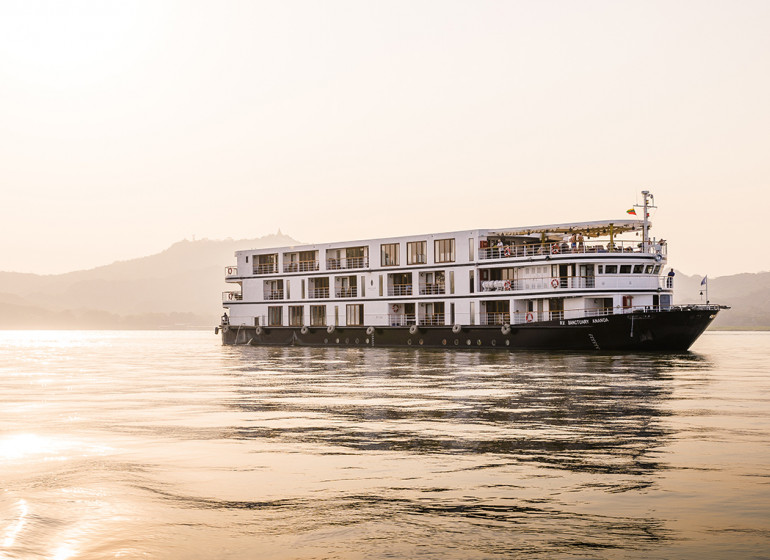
left=246, top=256, right=249, bottom=263
left=633, top=265, right=644, bottom=274
left=605, top=265, right=618, bottom=274
left=346, top=304, right=364, bottom=326
left=434, top=239, right=455, bottom=263
left=407, top=241, right=427, bottom=265
left=310, top=305, right=326, bottom=326
left=645, top=265, right=654, bottom=274
left=268, top=306, right=282, bottom=326
left=597, top=265, right=604, bottom=274
left=381, top=243, right=400, bottom=266
left=449, top=271, right=454, bottom=294
left=653, top=265, right=661, bottom=274
left=620, top=265, right=632, bottom=274
left=288, top=306, right=303, bottom=326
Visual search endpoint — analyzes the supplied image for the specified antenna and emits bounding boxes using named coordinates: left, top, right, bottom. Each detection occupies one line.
left=635, top=190, right=656, bottom=248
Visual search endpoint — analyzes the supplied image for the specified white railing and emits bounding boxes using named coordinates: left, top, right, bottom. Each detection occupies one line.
left=327, top=257, right=369, bottom=270
left=225, top=266, right=239, bottom=277
left=419, top=283, right=445, bottom=295
left=308, top=287, right=330, bottom=299
left=388, top=284, right=413, bottom=296
left=335, top=287, right=357, bottom=298
left=222, top=291, right=242, bottom=302
left=254, top=263, right=278, bottom=275
left=283, top=260, right=319, bottom=273
left=264, top=290, right=283, bottom=300
left=479, top=240, right=667, bottom=260
left=388, top=314, right=416, bottom=326
left=480, top=275, right=666, bottom=293
left=421, top=313, right=445, bottom=326
left=480, top=312, right=510, bottom=325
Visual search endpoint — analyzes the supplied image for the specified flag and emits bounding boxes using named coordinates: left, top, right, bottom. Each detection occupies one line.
left=701, top=276, right=708, bottom=286
left=627, top=208, right=636, bottom=215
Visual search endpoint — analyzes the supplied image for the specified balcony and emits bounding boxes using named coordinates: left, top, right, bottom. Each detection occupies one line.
left=283, top=260, right=320, bottom=273
left=388, top=314, right=416, bottom=326
left=309, top=287, right=330, bottom=299
left=335, top=287, right=357, bottom=298
left=480, top=312, right=510, bottom=325
left=480, top=275, right=666, bottom=293
left=419, top=283, right=445, bottom=295
left=254, top=263, right=278, bottom=275
left=421, top=313, right=445, bottom=326
left=388, top=284, right=413, bottom=296
left=222, top=291, right=242, bottom=302
left=224, top=266, right=239, bottom=278
left=264, top=290, right=284, bottom=300
left=479, top=240, right=667, bottom=260
left=327, top=256, right=369, bottom=270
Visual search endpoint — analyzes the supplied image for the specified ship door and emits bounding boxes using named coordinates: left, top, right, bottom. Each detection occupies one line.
left=558, top=265, right=569, bottom=288
left=404, top=303, right=416, bottom=325
left=622, top=296, right=633, bottom=311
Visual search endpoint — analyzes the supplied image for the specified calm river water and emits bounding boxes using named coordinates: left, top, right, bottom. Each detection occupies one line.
left=0, top=331, right=768, bottom=559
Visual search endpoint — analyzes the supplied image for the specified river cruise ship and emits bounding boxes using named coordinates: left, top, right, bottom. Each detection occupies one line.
left=218, top=192, right=722, bottom=350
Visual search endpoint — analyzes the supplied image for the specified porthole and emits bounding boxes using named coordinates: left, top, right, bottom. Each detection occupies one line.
left=336, top=338, right=340, bottom=344
left=407, top=339, right=412, bottom=345
left=324, top=338, right=329, bottom=344
left=345, top=337, right=349, bottom=344
left=355, top=338, right=359, bottom=344
left=419, top=339, right=424, bottom=345
left=365, top=338, right=370, bottom=344
left=454, top=339, right=459, bottom=345
left=491, top=340, right=496, bottom=346
left=505, top=339, right=510, bottom=346
left=442, top=339, right=447, bottom=346
left=466, top=339, right=471, bottom=346
left=477, top=339, right=482, bottom=346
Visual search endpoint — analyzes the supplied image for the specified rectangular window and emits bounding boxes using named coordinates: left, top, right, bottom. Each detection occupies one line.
left=434, top=239, right=455, bottom=263
left=288, top=306, right=303, bottom=326
left=633, top=265, right=644, bottom=274
left=346, top=304, right=364, bottom=326
left=310, top=305, right=326, bottom=326
left=469, top=270, right=475, bottom=293
left=620, top=265, right=632, bottom=274
left=381, top=243, right=399, bottom=266
left=598, top=265, right=604, bottom=274
left=449, top=270, right=454, bottom=294
left=255, top=254, right=278, bottom=275
left=469, top=238, right=474, bottom=261
left=470, top=301, right=475, bottom=325
left=360, top=275, right=365, bottom=298
left=605, top=265, right=618, bottom=274
left=645, top=265, right=654, bottom=274
left=407, top=241, right=427, bottom=265
left=268, top=306, right=282, bottom=326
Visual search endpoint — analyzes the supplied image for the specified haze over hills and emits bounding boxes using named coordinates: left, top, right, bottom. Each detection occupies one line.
left=0, top=236, right=767, bottom=329
left=0, top=233, right=299, bottom=329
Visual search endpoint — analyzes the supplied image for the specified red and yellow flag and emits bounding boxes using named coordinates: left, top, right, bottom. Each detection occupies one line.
left=626, top=208, right=637, bottom=215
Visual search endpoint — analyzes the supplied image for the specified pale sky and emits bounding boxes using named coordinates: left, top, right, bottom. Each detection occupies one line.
left=1, top=0, right=768, bottom=277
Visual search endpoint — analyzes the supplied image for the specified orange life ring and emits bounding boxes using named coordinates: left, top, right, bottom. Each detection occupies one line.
left=504, top=280, right=511, bottom=290
left=227, top=267, right=235, bottom=275
left=392, top=304, right=399, bottom=313
left=551, top=278, right=559, bottom=289
left=525, top=312, right=534, bottom=323
left=503, top=246, right=511, bottom=257
left=228, top=293, right=233, bottom=300
left=551, top=245, right=560, bottom=254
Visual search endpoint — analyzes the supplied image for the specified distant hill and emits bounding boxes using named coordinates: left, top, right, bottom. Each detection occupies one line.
left=672, top=270, right=770, bottom=328
left=0, top=240, right=767, bottom=329
left=0, top=233, right=299, bottom=329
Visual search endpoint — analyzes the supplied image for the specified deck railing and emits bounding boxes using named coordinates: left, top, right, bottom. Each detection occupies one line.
left=479, top=241, right=667, bottom=260
left=421, top=313, right=445, bottom=326
left=388, top=314, right=416, bottom=326
left=308, top=287, right=330, bottom=299
left=254, top=263, right=278, bottom=275
left=222, top=291, right=242, bottom=302
left=283, top=260, right=320, bottom=273
left=419, top=283, right=445, bottom=295
left=335, top=287, right=358, bottom=298
left=264, top=290, right=284, bottom=300
left=388, top=284, right=413, bottom=296
left=480, top=312, right=510, bottom=325
left=327, top=257, right=369, bottom=270
left=225, top=266, right=239, bottom=278
left=480, top=275, right=667, bottom=293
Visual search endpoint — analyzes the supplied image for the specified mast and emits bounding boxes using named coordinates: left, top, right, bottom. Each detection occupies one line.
left=637, top=190, right=655, bottom=249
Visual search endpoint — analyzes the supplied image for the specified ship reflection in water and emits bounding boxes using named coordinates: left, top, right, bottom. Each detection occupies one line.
left=0, top=331, right=768, bottom=559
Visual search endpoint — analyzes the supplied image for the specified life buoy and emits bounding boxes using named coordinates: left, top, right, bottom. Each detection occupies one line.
left=501, top=324, right=511, bottom=335
left=300, top=326, right=309, bottom=335
left=255, top=326, right=262, bottom=335
left=525, top=312, right=534, bottom=323
left=392, top=304, right=399, bottom=313
left=228, top=293, right=234, bottom=300
left=327, top=325, right=335, bottom=334
left=409, top=324, right=418, bottom=335
left=503, top=246, right=511, bottom=257
left=227, top=267, right=235, bottom=275
left=551, top=244, right=560, bottom=254
left=551, top=278, right=559, bottom=289
left=452, top=324, right=462, bottom=334
left=504, top=280, right=512, bottom=291
left=655, top=253, right=662, bottom=262
left=366, top=326, right=375, bottom=335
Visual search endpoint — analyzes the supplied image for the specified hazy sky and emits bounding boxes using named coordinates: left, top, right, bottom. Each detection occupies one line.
left=1, top=0, right=768, bottom=277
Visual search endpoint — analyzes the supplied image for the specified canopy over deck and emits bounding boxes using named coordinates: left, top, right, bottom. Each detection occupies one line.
left=487, top=219, right=647, bottom=238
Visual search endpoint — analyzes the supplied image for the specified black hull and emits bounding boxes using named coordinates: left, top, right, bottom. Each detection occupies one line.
left=219, top=307, right=720, bottom=352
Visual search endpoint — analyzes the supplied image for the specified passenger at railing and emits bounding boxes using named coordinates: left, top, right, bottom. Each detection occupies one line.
left=569, top=233, right=577, bottom=253
left=577, top=233, right=584, bottom=252
left=495, top=239, right=503, bottom=258
left=667, top=269, right=675, bottom=288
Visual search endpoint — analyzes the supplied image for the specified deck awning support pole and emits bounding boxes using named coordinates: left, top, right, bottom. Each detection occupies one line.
left=609, top=224, right=614, bottom=252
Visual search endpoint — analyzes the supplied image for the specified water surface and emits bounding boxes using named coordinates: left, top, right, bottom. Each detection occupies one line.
left=1, top=331, right=768, bottom=559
